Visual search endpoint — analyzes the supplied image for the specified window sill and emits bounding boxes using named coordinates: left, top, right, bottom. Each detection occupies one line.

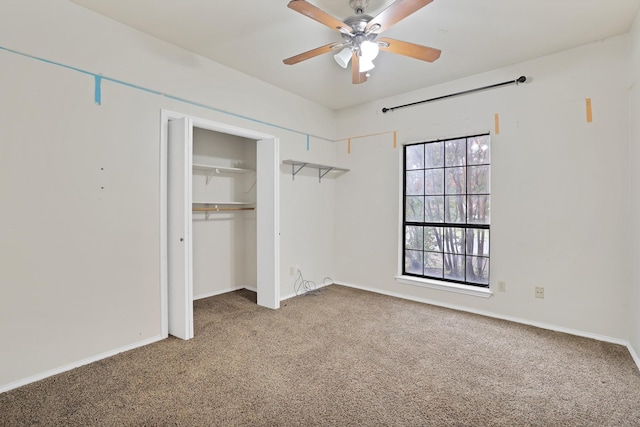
left=395, top=276, right=493, bottom=298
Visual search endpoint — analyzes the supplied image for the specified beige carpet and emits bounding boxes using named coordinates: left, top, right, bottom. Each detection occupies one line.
left=1, top=285, right=640, bottom=426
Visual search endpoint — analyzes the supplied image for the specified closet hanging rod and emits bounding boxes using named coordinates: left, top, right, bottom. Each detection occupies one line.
left=192, top=207, right=255, bottom=212
left=381, top=76, right=527, bottom=113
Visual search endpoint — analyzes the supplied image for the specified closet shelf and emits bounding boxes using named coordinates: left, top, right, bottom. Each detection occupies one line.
left=282, top=159, right=349, bottom=183
left=193, top=201, right=254, bottom=206
left=193, top=164, right=254, bottom=174
left=193, top=164, right=255, bottom=184
left=193, top=204, right=255, bottom=219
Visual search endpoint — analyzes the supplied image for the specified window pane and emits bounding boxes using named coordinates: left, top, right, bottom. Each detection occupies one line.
left=445, top=139, right=466, bottom=167
left=443, top=227, right=465, bottom=254
left=405, top=197, right=425, bottom=222
left=406, top=145, right=424, bottom=170
left=445, top=196, right=466, bottom=223
left=425, top=252, right=443, bottom=278
left=405, top=226, right=423, bottom=250
left=468, top=165, right=490, bottom=194
left=425, top=142, right=444, bottom=168
left=468, top=195, right=490, bottom=224
left=467, top=135, right=490, bottom=166
left=402, top=134, right=490, bottom=287
left=406, top=170, right=424, bottom=195
left=425, top=196, right=444, bottom=223
left=466, top=256, right=489, bottom=285
left=425, top=169, right=444, bottom=195
left=466, top=229, right=490, bottom=256
left=445, top=167, right=466, bottom=195
left=424, top=226, right=443, bottom=252
left=405, top=250, right=423, bottom=275
left=444, top=254, right=465, bottom=281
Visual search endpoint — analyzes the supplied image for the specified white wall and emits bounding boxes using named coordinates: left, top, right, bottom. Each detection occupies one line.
left=335, top=35, right=631, bottom=341
left=0, top=0, right=337, bottom=391
left=629, top=10, right=640, bottom=360
left=279, top=141, right=339, bottom=299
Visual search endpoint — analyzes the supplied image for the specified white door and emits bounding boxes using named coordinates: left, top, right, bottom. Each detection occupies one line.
left=167, top=117, right=194, bottom=340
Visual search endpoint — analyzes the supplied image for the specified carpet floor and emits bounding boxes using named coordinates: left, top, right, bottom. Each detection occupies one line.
left=1, top=285, right=640, bottom=426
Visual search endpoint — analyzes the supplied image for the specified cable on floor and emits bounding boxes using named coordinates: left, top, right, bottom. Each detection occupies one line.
left=294, top=269, right=334, bottom=296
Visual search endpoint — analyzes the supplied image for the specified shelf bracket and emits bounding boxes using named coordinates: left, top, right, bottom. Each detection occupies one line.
left=205, top=168, right=221, bottom=185
left=318, top=167, right=334, bottom=183
left=245, top=178, right=257, bottom=193
left=291, top=162, right=307, bottom=181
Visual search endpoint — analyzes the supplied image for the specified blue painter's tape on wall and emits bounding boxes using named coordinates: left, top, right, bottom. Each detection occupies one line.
left=0, top=44, right=335, bottom=141
left=94, top=75, right=102, bottom=105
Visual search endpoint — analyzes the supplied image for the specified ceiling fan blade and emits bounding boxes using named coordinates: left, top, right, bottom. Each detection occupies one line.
left=288, top=0, right=353, bottom=33
left=283, top=43, right=339, bottom=65
left=352, top=53, right=368, bottom=84
left=378, top=37, right=441, bottom=62
left=366, top=0, right=433, bottom=33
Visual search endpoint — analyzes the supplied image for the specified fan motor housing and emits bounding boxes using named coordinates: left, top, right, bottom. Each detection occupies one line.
left=344, top=15, right=372, bottom=32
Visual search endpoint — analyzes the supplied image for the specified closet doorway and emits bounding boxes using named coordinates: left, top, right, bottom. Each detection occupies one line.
left=160, top=110, right=280, bottom=340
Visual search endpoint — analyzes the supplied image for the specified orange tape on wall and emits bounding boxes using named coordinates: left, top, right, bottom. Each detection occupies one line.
left=586, top=98, right=593, bottom=123
left=348, top=138, right=351, bottom=154
left=494, top=113, right=500, bottom=135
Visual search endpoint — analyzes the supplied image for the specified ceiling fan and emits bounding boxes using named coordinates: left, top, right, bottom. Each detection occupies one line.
left=283, top=0, right=441, bottom=84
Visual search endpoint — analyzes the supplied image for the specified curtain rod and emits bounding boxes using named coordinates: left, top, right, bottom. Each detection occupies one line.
left=381, top=76, right=527, bottom=114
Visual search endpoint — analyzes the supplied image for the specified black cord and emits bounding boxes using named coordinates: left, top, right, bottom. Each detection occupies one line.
left=294, top=269, right=334, bottom=296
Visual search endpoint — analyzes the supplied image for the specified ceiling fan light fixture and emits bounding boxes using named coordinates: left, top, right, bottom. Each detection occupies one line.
left=359, top=57, right=375, bottom=72
left=360, top=40, right=380, bottom=61
left=334, top=48, right=352, bottom=68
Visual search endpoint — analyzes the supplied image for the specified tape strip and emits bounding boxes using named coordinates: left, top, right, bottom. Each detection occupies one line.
left=0, top=44, right=335, bottom=142
left=494, top=113, right=500, bottom=134
left=94, top=75, right=102, bottom=105
left=348, top=139, right=351, bottom=154
left=306, top=134, right=310, bottom=151
left=586, top=98, right=593, bottom=123
left=393, top=131, right=397, bottom=148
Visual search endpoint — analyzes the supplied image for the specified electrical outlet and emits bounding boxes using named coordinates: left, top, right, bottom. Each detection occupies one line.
left=535, top=287, right=544, bottom=299
left=497, top=281, right=506, bottom=292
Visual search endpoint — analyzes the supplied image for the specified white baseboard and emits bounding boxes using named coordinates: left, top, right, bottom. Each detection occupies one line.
left=194, top=286, right=252, bottom=300
left=334, top=280, right=640, bottom=371
left=0, top=335, right=164, bottom=394
left=628, top=342, right=640, bottom=371
left=280, top=280, right=334, bottom=302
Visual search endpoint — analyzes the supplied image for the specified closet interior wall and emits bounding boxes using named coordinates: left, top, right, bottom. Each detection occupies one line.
left=192, top=127, right=257, bottom=299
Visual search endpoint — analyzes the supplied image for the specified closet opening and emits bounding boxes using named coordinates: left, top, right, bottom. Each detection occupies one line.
left=160, top=110, right=280, bottom=340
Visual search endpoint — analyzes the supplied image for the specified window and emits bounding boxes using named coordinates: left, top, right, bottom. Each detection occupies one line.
left=403, top=134, right=490, bottom=287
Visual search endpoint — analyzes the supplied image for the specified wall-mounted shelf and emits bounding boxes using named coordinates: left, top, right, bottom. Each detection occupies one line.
left=193, top=164, right=255, bottom=184
left=193, top=202, right=255, bottom=219
left=193, top=201, right=252, bottom=205
left=282, top=159, right=349, bottom=183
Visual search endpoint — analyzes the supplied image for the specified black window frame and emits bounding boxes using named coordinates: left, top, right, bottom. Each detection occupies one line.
left=402, top=133, right=491, bottom=288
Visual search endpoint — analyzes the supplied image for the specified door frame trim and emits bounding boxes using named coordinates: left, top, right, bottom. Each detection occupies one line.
left=160, top=109, right=280, bottom=338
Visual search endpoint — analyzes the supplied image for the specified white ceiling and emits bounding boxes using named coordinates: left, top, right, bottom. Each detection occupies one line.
left=71, top=0, right=640, bottom=110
